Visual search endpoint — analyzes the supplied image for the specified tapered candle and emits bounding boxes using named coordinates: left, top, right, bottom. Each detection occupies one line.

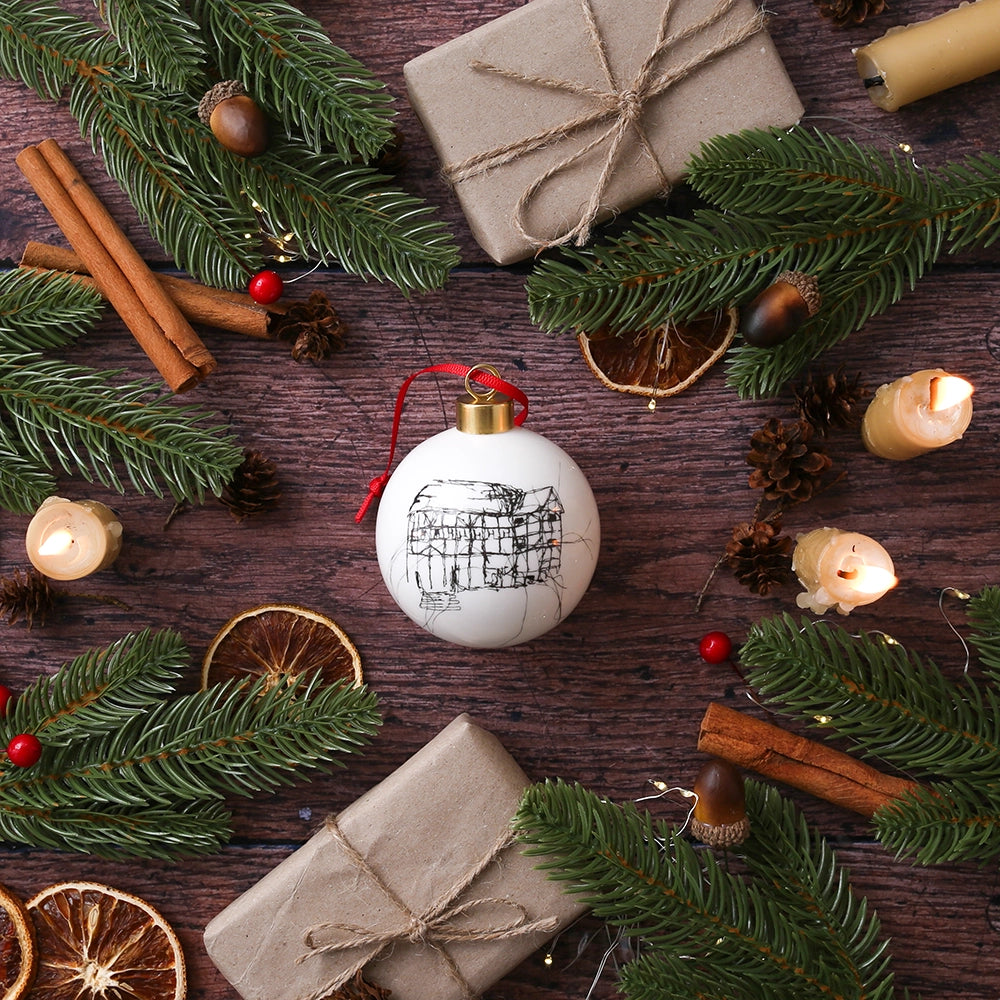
left=25, top=496, right=123, bottom=580
left=862, top=369, right=973, bottom=460
left=855, top=0, right=1000, bottom=111
left=792, top=528, right=897, bottom=616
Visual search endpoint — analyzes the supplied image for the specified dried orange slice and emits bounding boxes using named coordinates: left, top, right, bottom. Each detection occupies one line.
left=25, top=882, right=184, bottom=1000
left=578, top=306, right=738, bottom=402
left=0, top=882, right=36, bottom=1000
left=201, top=602, right=363, bottom=692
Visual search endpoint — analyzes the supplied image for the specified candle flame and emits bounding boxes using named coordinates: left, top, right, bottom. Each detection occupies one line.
left=837, top=564, right=898, bottom=596
left=929, top=375, right=973, bottom=412
left=38, top=528, right=74, bottom=556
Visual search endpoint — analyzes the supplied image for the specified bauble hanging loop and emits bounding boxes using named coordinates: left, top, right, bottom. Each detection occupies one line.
left=199, top=81, right=269, bottom=157
left=362, top=363, right=600, bottom=648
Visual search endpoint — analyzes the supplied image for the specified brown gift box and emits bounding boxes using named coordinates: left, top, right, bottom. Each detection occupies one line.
left=203, top=714, right=586, bottom=1000
left=404, top=0, right=803, bottom=265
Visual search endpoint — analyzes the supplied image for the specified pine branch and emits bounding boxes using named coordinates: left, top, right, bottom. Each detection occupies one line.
left=0, top=799, right=232, bottom=860
left=0, top=629, right=381, bottom=858
left=4, top=628, right=187, bottom=747
left=514, top=778, right=899, bottom=1000
left=235, top=147, right=460, bottom=294
left=739, top=606, right=1000, bottom=864
left=1, top=670, right=380, bottom=810
left=0, top=1, right=99, bottom=100
left=189, top=0, right=396, bottom=161
left=526, top=126, right=1000, bottom=397
left=1, top=352, right=244, bottom=507
left=0, top=267, right=105, bottom=352
left=98, top=0, right=208, bottom=90
left=0, top=2, right=458, bottom=293
left=0, top=425, right=57, bottom=514
left=739, top=613, right=1000, bottom=780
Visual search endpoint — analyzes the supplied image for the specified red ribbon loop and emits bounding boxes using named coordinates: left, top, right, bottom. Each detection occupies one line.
left=355, top=363, right=529, bottom=523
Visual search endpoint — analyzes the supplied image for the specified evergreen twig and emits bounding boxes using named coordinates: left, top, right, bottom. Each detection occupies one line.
left=0, top=627, right=381, bottom=859
left=514, top=778, right=900, bottom=1000
left=738, top=593, right=1000, bottom=864
left=0, top=0, right=459, bottom=293
left=526, top=126, right=1000, bottom=397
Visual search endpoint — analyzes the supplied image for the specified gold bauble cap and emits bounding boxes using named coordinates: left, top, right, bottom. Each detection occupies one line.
left=455, top=364, right=514, bottom=434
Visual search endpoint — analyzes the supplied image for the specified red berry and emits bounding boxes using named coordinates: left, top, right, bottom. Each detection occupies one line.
left=7, top=733, right=41, bottom=768
left=0, top=685, right=12, bottom=717
left=248, top=269, right=283, bottom=304
left=699, top=631, right=733, bottom=664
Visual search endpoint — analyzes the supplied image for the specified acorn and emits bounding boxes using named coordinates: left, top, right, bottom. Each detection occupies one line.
left=690, top=758, right=750, bottom=848
left=739, top=270, right=821, bottom=348
left=198, top=81, right=268, bottom=157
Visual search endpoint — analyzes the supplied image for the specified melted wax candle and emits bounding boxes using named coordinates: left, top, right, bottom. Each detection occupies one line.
left=792, top=527, right=897, bottom=616
left=25, top=496, right=123, bottom=580
left=855, top=0, right=1000, bottom=111
left=862, top=369, right=973, bottom=460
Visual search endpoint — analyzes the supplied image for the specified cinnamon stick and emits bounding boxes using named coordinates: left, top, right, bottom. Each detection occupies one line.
left=15, top=144, right=201, bottom=393
left=35, top=138, right=217, bottom=375
left=20, top=241, right=280, bottom=339
left=697, top=702, right=918, bottom=817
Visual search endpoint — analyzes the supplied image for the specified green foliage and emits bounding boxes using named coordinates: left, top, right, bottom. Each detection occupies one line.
left=190, top=0, right=395, bottom=160
left=0, top=0, right=458, bottom=293
left=739, top=594, right=1000, bottom=864
left=0, top=628, right=381, bottom=859
left=0, top=268, right=245, bottom=514
left=515, top=778, right=900, bottom=1000
left=526, top=126, right=1000, bottom=397
left=98, top=0, right=207, bottom=89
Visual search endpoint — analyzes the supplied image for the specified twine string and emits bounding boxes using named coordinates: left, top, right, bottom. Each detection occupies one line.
left=297, top=816, right=559, bottom=1000
left=443, top=0, right=766, bottom=250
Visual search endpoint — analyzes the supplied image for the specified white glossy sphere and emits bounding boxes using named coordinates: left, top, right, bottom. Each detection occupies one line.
left=375, top=425, right=600, bottom=648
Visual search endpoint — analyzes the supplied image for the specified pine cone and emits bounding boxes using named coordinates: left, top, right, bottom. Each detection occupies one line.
left=0, top=569, right=59, bottom=628
left=746, top=417, right=833, bottom=504
left=794, top=369, right=869, bottom=434
left=219, top=450, right=281, bottom=521
left=270, top=291, right=347, bottom=362
left=814, top=0, right=886, bottom=26
left=328, top=972, right=392, bottom=1000
left=725, top=520, right=793, bottom=595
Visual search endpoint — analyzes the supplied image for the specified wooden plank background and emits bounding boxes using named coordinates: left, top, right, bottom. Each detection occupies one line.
left=1, top=0, right=999, bottom=997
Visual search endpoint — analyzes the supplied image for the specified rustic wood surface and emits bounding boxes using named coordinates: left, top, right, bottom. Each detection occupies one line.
left=1, top=0, right=1000, bottom=997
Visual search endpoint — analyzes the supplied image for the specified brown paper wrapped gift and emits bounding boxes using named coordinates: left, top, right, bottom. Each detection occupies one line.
left=203, top=714, right=587, bottom=1000
left=404, top=0, right=803, bottom=264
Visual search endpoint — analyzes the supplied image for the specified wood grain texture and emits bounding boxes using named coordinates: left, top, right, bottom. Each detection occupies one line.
left=1, top=1, right=999, bottom=998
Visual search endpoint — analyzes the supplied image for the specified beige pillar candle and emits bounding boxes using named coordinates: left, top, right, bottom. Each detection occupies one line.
left=25, top=496, right=123, bottom=580
left=793, top=527, right=897, bottom=615
left=862, top=368, right=973, bottom=460
left=855, top=0, right=1000, bottom=111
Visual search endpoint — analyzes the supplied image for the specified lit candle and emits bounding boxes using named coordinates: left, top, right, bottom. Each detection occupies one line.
left=792, top=527, right=897, bottom=616
left=861, top=368, right=973, bottom=460
left=854, top=0, right=1000, bottom=111
left=25, top=496, right=123, bottom=581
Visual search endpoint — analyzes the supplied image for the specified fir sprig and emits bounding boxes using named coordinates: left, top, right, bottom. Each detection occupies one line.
left=739, top=595, right=1000, bottom=864
left=0, top=628, right=381, bottom=859
left=515, top=778, right=899, bottom=1000
left=0, top=0, right=459, bottom=293
left=190, top=0, right=396, bottom=160
left=0, top=267, right=105, bottom=351
left=1, top=351, right=244, bottom=511
left=99, top=0, right=208, bottom=90
left=526, top=126, right=1000, bottom=398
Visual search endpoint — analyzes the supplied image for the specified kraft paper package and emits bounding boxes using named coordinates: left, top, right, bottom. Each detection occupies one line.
left=204, top=714, right=587, bottom=1000
left=404, top=0, right=804, bottom=264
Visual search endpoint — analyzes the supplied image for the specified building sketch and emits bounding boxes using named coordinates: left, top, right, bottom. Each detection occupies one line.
left=406, top=479, right=563, bottom=610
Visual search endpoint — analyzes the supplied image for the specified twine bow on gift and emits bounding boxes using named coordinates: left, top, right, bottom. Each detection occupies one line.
left=297, top=817, right=559, bottom=1000
left=442, top=0, right=766, bottom=251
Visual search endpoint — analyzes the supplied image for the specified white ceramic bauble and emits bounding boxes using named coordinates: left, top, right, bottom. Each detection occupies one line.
left=375, top=423, right=600, bottom=648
